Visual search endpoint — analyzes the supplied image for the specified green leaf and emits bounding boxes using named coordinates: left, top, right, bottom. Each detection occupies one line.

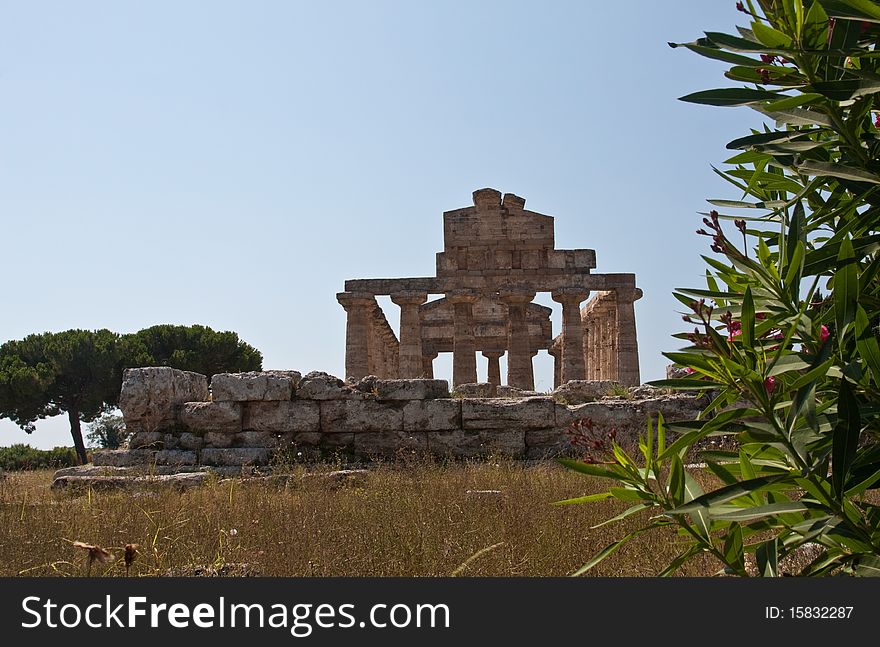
left=832, top=379, right=862, bottom=498
left=742, top=287, right=756, bottom=348
left=804, top=0, right=830, bottom=47
left=659, top=545, right=704, bottom=577
left=722, top=524, right=745, bottom=573
left=553, top=492, right=614, bottom=506
left=820, top=0, right=880, bottom=22
left=557, top=459, right=620, bottom=480
left=799, top=161, right=880, bottom=184
left=571, top=529, right=647, bottom=576
left=668, top=454, right=685, bottom=506
left=712, top=501, right=810, bottom=521
left=834, top=238, right=859, bottom=336
left=751, top=21, right=793, bottom=48
left=704, top=30, right=787, bottom=52
left=751, top=104, right=835, bottom=127
left=763, top=92, right=824, bottom=111
left=668, top=40, right=766, bottom=66
left=811, top=75, right=880, bottom=101
left=589, top=503, right=653, bottom=530
left=756, top=537, right=779, bottom=577
left=855, top=306, right=880, bottom=387
left=680, top=88, right=787, bottom=107
left=683, top=470, right=710, bottom=538
left=854, top=555, right=880, bottom=577
left=667, top=475, right=788, bottom=515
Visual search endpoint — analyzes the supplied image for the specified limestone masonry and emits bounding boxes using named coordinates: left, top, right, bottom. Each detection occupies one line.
left=338, top=188, right=642, bottom=389
left=57, top=367, right=704, bottom=485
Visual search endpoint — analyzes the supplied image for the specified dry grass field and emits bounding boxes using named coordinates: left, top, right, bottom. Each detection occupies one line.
left=0, top=459, right=725, bottom=577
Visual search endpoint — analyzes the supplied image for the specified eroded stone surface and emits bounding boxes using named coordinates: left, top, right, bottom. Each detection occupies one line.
left=461, top=397, right=556, bottom=430
left=210, top=371, right=301, bottom=402
left=119, top=367, right=208, bottom=429
left=200, top=448, right=271, bottom=466
left=454, top=383, right=495, bottom=398
left=297, top=371, right=363, bottom=400
left=51, top=472, right=209, bottom=492
left=179, top=401, right=242, bottom=434
left=373, top=379, right=449, bottom=401
left=320, top=400, right=403, bottom=433
left=93, top=449, right=157, bottom=467
left=552, top=380, right=620, bottom=404
left=402, top=399, right=461, bottom=431
left=243, top=401, right=320, bottom=433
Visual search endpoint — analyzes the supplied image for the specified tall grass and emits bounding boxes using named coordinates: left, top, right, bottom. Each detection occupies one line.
left=0, top=459, right=720, bottom=577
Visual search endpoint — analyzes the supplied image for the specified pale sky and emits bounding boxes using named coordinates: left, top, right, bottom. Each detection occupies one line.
left=1, top=1, right=759, bottom=449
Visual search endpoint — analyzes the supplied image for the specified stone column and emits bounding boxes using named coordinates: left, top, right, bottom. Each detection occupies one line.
left=582, top=324, right=591, bottom=380
left=422, top=352, right=437, bottom=379
left=391, top=291, right=427, bottom=378
left=552, top=289, right=589, bottom=383
left=548, top=347, right=561, bottom=389
left=615, top=287, right=642, bottom=386
left=337, top=292, right=375, bottom=381
left=482, top=350, right=504, bottom=388
left=500, top=288, right=536, bottom=390
left=447, top=290, right=479, bottom=386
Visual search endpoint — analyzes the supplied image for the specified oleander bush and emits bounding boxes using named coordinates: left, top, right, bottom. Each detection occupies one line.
left=562, top=0, right=880, bottom=576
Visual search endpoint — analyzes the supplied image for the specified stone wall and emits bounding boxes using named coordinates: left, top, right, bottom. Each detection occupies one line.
left=93, top=367, right=704, bottom=470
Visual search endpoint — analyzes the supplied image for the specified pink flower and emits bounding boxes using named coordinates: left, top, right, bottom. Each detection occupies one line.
left=727, top=328, right=742, bottom=342
left=684, top=367, right=695, bottom=375
left=820, top=325, right=830, bottom=343
left=875, top=113, right=880, bottom=128
left=764, top=376, right=777, bottom=395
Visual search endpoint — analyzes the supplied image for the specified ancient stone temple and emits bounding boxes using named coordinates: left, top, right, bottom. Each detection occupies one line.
left=337, top=188, right=642, bottom=389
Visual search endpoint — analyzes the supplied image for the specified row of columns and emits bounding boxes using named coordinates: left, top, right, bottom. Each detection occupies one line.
left=338, top=287, right=638, bottom=387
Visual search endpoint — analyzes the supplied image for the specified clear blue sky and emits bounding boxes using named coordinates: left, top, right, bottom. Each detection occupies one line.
left=1, top=1, right=760, bottom=449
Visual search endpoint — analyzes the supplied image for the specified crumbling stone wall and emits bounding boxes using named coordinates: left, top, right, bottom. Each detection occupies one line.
left=94, top=367, right=703, bottom=470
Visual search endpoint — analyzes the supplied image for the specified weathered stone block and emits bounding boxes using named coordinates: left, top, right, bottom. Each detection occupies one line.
left=427, top=429, right=525, bottom=458
left=233, top=431, right=276, bottom=447
left=374, top=379, right=449, bottom=401
left=204, top=431, right=234, bottom=448
left=353, top=431, right=428, bottom=457
left=119, top=367, right=208, bottom=429
left=461, top=397, right=555, bottom=430
left=243, top=401, right=320, bottom=433
left=178, top=432, right=205, bottom=451
left=179, top=401, right=242, bottom=433
left=155, top=450, right=197, bottom=466
left=162, top=434, right=180, bottom=449
left=200, top=448, right=271, bottom=466
left=403, top=399, right=461, bottom=431
left=555, top=395, right=705, bottom=444
left=552, top=380, right=620, bottom=405
left=298, top=371, right=364, bottom=400
left=210, top=371, right=301, bottom=402
left=454, top=383, right=495, bottom=398
left=496, top=386, right=540, bottom=398
left=128, top=431, right=165, bottom=449
left=320, top=400, right=403, bottom=433
left=92, top=449, right=156, bottom=467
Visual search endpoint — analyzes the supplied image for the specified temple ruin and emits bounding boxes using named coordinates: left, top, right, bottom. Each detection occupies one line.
left=337, top=188, right=642, bottom=389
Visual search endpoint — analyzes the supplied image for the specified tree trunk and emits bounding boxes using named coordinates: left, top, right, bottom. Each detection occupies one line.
left=68, top=408, right=88, bottom=465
